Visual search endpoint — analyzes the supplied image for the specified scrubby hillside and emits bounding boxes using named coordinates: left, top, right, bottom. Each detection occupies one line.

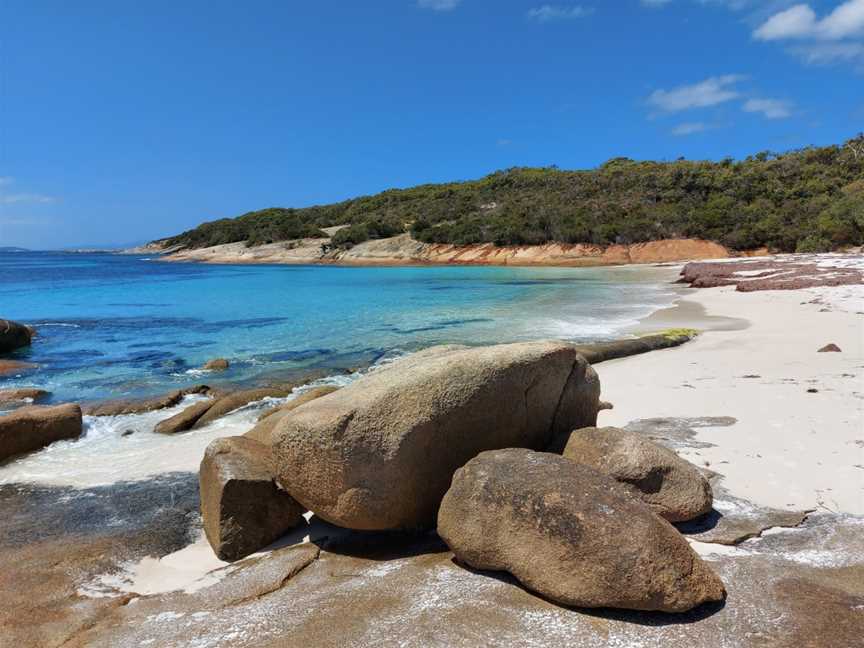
left=164, top=136, right=864, bottom=254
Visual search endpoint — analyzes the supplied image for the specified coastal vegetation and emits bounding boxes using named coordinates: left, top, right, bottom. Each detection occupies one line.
left=164, top=136, right=864, bottom=254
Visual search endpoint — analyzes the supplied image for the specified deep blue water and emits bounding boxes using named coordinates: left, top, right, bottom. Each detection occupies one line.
left=0, top=251, right=678, bottom=402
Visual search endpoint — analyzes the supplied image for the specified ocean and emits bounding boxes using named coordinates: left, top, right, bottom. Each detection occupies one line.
left=0, top=250, right=679, bottom=486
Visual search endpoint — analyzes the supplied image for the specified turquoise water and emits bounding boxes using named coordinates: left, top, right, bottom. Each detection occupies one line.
left=0, top=251, right=678, bottom=403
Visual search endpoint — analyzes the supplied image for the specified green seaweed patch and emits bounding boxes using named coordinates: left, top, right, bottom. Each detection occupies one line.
left=643, top=328, right=700, bottom=341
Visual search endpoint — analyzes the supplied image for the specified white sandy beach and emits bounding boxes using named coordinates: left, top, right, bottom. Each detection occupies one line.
left=599, top=278, right=864, bottom=515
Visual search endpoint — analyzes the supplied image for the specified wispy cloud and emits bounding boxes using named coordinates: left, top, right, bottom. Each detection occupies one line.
left=417, top=0, right=461, bottom=11
left=496, top=138, right=513, bottom=146
left=743, top=97, right=793, bottom=118
left=0, top=193, right=56, bottom=205
left=671, top=122, right=710, bottom=136
left=641, top=0, right=673, bottom=8
left=754, top=1, right=864, bottom=41
left=0, top=177, right=57, bottom=205
left=527, top=5, right=594, bottom=22
left=647, top=75, right=745, bottom=113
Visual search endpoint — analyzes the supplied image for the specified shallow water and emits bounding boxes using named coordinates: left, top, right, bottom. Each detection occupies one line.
left=0, top=251, right=679, bottom=486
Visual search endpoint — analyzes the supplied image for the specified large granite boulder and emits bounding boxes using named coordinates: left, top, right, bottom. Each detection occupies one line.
left=0, top=404, right=83, bottom=461
left=438, top=448, right=725, bottom=612
left=200, top=436, right=306, bottom=561
left=0, top=319, right=33, bottom=354
left=562, top=426, right=713, bottom=522
left=273, top=341, right=602, bottom=531
left=193, top=387, right=295, bottom=429
left=246, top=385, right=340, bottom=446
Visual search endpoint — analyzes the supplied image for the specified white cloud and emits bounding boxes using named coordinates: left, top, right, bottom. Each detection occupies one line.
left=671, top=122, right=710, bottom=135
left=743, top=97, right=793, bottom=118
left=417, top=0, right=461, bottom=11
left=647, top=75, right=745, bottom=112
left=754, top=1, right=864, bottom=41
left=527, top=5, right=594, bottom=22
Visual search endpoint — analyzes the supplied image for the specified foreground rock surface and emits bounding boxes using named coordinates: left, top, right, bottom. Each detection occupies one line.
left=0, top=318, right=33, bottom=354
left=273, top=341, right=601, bottom=530
left=438, top=449, right=726, bottom=612
left=0, top=404, right=83, bottom=462
left=562, top=426, right=713, bottom=522
left=200, top=436, right=305, bottom=561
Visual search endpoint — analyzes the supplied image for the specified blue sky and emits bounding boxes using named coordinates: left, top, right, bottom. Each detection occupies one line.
left=1, top=0, right=862, bottom=249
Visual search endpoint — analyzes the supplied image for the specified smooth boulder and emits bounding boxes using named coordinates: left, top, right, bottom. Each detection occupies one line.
left=437, top=448, right=726, bottom=612
left=154, top=400, right=213, bottom=434
left=273, top=341, right=602, bottom=531
left=0, top=319, right=33, bottom=354
left=200, top=436, right=305, bottom=561
left=246, top=385, right=340, bottom=445
left=0, top=404, right=83, bottom=461
left=562, top=426, right=713, bottom=522
left=193, top=387, right=295, bottom=429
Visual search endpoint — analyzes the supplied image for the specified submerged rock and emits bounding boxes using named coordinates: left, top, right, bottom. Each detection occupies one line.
left=154, top=400, right=214, bottom=434
left=0, top=319, right=33, bottom=354
left=246, top=385, right=340, bottom=445
left=0, top=404, right=83, bottom=461
left=0, top=359, right=37, bottom=377
left=562, top=426, right=713, bottom=522
left=203, top=358, right=230, bottom=371
left=0, top=388, right=50, bottom=407
left=200, top=436, right=305, bottom=561
left=438, top=448, right=726, bottom=612
left=273, top=341, right=602, bottom=531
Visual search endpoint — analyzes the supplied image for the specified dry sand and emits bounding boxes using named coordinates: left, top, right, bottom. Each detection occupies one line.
left=599, top=280, right=864, bottom=515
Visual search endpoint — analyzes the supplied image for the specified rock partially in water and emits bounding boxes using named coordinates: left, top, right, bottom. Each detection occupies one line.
left=0, top=404, right=83, bottom=462
left=203, top=358, right=230, bottom=371
left=0, top=318, right=33, bottom=354
left=193, top=386, right=295, bottom=429
left=83, top=384, right=211, bottom=417
left=273, top=341, right=602, bottom=530
left=438, top=448, right=726, bottom=612
left=562, top=426, right=713, bottom=522
left=154, top=400, right=214, bottom=434
left=200, top=436, right=305, bottom=561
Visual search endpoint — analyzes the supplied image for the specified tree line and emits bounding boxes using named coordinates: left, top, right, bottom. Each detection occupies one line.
left=164, top=135, right=864, bottom=254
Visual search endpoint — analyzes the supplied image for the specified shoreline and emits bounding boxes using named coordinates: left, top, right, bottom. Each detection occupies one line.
left=598, top=279, right=864, bottom=515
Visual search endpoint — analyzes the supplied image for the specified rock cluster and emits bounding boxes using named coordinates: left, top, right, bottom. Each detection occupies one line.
left=193, top=340, right=725, bottom=614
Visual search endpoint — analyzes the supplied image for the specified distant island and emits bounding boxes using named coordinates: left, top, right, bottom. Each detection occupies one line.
left=153, top=136, right=863, bottom=266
